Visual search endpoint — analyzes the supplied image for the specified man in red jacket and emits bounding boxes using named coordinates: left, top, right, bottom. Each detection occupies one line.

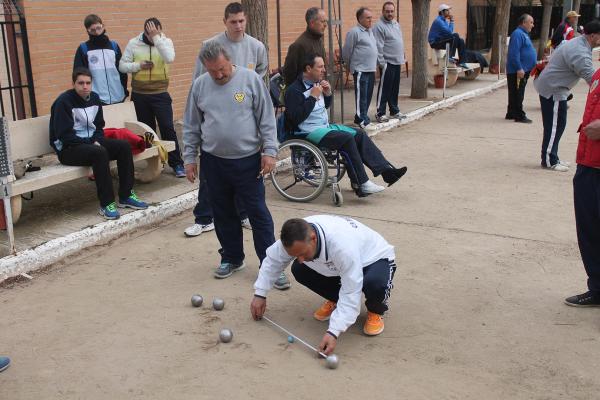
left=565, top=68, right=600, bottom=307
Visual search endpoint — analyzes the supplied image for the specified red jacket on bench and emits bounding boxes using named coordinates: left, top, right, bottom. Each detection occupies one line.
left=103, top=128, right=146, bottom=155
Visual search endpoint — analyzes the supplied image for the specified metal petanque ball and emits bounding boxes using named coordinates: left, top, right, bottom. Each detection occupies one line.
left=219, top=328, right=233, bottom=343
left=287, top=336, right=295, bottom=343
left=325, top=354, right=339, bottom=370
left=191, top=295, right=203, bottom=307
left=212, top=297, right=225, bottom=311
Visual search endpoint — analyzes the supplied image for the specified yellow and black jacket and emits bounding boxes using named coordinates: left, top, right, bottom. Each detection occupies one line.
left=119, top=33, right=175, bottom=94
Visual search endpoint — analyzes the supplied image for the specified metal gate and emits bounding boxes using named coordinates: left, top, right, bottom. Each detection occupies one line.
left=0, top=0, right=36, bottom=121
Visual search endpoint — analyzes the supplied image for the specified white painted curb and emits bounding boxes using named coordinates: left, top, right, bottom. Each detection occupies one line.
left=0, top=78, right=507, bottom=283
left=366, top=78, right=507, bottom=135
left=0, top=191, right=198, bottom=282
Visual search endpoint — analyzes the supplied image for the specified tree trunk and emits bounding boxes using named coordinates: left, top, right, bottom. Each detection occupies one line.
left=537, top=0, right=553, bottom=60
left=242, top=0, right=269, bottom=80
left=572, top=0, right=581, bottom=13
left=410, top=0, right=430, bottom=99
left=489, top=0, right=511, bottom=74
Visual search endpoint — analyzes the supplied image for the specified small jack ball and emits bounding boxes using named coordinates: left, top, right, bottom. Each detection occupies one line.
left=287, top=336, right=295, bottom=343
left=212, top=298, right=225, bottom=311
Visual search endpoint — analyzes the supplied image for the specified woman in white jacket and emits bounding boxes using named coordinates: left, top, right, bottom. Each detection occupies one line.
left=251, top=215, right=397, bottom=355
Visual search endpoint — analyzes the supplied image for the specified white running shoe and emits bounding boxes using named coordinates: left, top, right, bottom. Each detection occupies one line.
left=360, top=180, right=385, bottom=194
left=390, top=112, right=407, bottom=120
left=546, top=163, right=569, bottom=172
left=375, top=114, right=389, bottom=123
left=241, top=218, right=252, bottom=230
left=558, top=160, right=571, bottom=167
left=184, top=222, right=215, bottom=237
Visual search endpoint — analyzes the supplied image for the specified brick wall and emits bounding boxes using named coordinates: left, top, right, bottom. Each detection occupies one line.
left=22, top=0, right=466, bottom=119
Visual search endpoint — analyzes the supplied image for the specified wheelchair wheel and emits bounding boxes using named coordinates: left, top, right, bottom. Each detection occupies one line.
left=270, top=139, right=329, bottom=202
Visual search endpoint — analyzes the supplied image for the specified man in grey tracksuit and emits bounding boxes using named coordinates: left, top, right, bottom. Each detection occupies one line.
left=184, top=1, right=269, bottom=238
left=373, top=2, right=406, bottom=123
left=533, top=21, right=600, bottom=171
left=183, top=41, right=290, bottom=289
left=343, top=7, right=378, bottom=128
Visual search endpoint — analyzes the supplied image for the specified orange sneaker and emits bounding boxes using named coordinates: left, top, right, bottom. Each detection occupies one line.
left=363, top=312, right=384, bottom=336
left=313, top=300, right=336, bottom=321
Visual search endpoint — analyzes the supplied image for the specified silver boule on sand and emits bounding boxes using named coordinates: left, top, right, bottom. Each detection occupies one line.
left=212, top=297, right=225, bottom=310
left=190, top=295, right=203, bottom=307
left=325, top=354, right=339, bottom=369
left=219, top=328, right=233, bottom=343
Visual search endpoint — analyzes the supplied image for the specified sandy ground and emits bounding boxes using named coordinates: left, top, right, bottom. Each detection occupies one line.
left=1, top=79, right=600, bottom=400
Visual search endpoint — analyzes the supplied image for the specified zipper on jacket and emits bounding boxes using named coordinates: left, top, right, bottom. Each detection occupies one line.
left=100, top=48, right=112, bottom=104
left=149, top=46, right=152, bottom=81
left=83, top=107, right=90, bottom=139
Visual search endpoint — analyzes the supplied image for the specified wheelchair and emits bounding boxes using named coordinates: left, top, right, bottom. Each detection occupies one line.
left=270, top=116, right=351, bottom=207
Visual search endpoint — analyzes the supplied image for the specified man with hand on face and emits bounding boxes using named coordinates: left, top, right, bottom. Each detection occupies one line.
left=120, top=17, right=186, bottom=178
left=428, top=4, right=468, bottom=69
left=74, top=14, right=127, bottom=105
left=285, top=55, right=407, bottom=197
left=250, top=216, right=397, bottom=355
left=184, top=1, right=268, bottom=239
left=183, top=42, right=289, bottom=288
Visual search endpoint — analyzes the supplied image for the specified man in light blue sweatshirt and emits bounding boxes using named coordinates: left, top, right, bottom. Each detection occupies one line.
left=343, top=7, right=378, bottom=128
left=373, top=1, right=406, bottom=123
left=533, top=20, right=600, bottom=171
left=428, top=4, right=467, bottom=68
left=183, top=41, right=290, bottom=289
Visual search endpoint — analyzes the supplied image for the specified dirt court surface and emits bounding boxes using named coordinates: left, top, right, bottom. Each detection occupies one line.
left=2, top=81, right=600, bottom=400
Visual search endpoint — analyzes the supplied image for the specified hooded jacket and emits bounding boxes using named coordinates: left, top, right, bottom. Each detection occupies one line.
left=73, top=33, right=127, bottom=104
left=577, top=68, right=600, bottom=168
left=49, top=89, right=105, bottom=152
left=119, top=32, right=175, bottom=94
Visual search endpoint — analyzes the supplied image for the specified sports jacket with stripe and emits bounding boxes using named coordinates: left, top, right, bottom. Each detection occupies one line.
left=254, top=215, right=395, bottom=337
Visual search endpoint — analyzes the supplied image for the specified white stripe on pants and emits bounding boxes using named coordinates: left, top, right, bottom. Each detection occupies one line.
left=546, top=100, right=560, bottom=167
left=376, top=63, right=388, bottom=111
left=355, top=71, right=362, bottom=120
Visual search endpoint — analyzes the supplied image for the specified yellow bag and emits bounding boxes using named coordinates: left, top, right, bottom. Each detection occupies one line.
left=143, top=131, right=168, bottom=165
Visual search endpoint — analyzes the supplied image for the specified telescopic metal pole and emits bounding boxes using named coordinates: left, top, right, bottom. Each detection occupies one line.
left=443, top=42, right=449, bottom=98
left=498, top=34, right=502, bottom=80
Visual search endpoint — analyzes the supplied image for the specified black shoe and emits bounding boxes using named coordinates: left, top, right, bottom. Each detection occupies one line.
left=515, top=117, right=532, bottom=124
left=381, top=166, right=408, bottom=187
left=567, top=93, right=573, bottom=101
left=505, top=113, right=515, bottom=120
left=564, top=291, right=600, bottom=307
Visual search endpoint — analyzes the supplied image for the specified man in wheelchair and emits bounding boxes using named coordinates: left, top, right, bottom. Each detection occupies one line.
left=284, top=54, right=407, bottom=197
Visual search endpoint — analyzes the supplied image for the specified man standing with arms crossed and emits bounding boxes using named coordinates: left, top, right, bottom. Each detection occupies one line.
left=373, top=2, right=407, bottom=123
left=184, top=2, right=269, bottom=238
left=534, top=21, right=600, bottom=172
left=343, top=7, right=378, bottom=129
left=183, top=42, right=290, bottom=289
left=505, top=14, right=536, bottom=124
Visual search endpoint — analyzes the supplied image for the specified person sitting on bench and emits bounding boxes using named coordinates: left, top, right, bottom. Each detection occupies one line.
left=284, top=54, right=407, bottom=197
left=49, top=67, right=148, bottom=220
left=428, top=4, right=468, bottom=69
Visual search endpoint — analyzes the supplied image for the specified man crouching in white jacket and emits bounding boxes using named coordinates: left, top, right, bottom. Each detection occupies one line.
left=250, top=215, right=396, bottom=355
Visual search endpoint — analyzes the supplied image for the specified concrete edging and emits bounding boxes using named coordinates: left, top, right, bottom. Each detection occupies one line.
left=0, top=78, right=507, bottom=283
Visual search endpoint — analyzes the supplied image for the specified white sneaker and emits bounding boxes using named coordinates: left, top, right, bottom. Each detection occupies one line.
left=241, top=218, right=252, bottom=230
left=390, top=112, right=407, bottom=120
left=360, top=180, right=385, bottom=194
left=375, top=114, right=389, bottom=123
left=545, top=163, right=569, bottom=172
left=558, top=160, right=571, bottom=167
left=184, top=222, right=215, bottom=237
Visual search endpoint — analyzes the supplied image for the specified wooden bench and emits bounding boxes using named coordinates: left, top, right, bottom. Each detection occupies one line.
left=6, top=101, right=175, bottom=223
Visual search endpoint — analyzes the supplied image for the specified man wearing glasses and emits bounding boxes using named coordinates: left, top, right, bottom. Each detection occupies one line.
left=74, top=14, right=128, bottom=105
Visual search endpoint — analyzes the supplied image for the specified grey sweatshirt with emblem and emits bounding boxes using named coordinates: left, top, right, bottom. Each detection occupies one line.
left=342, top=24, right=378, bottom=73
left=183, top=67, right=277, bottom=164
left=373, top=16, right=405, bottom=66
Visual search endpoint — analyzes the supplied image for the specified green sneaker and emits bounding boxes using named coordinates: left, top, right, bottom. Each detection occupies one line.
left=99, top=202, right=120, bottom=220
